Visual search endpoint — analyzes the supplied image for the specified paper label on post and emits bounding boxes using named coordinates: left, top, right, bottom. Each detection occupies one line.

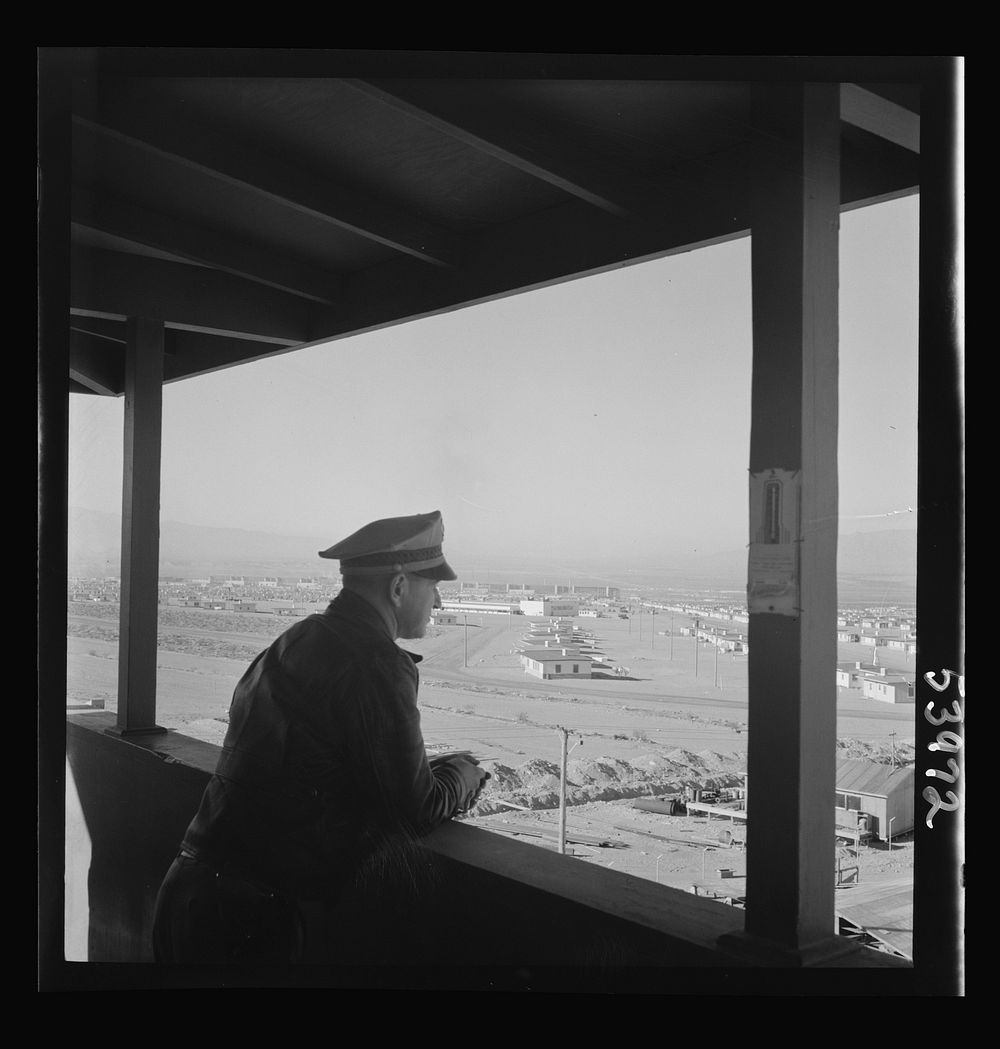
left=747, top=468, right=800, bottom=617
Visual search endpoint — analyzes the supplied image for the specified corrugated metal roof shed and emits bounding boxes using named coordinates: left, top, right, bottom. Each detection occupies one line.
left=836, top=757, right=913, bottom=797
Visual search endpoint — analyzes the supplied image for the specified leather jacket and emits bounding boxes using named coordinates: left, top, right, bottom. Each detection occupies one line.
left=180, top=589, right=469, bottom=902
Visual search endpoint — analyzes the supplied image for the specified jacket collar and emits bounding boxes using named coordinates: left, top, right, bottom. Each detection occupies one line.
left=325, top=588, right=423, bottom=663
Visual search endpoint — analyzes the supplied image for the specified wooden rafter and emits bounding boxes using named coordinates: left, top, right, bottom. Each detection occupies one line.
left=841, top=84, right=920, bottom=154
left=72, top=100, right=461, bottom=268
left=72, top=190, right=343, bottom=306
left=70, top=247, right=328, bottom=345
left=344, top=78, right=646, bottom=217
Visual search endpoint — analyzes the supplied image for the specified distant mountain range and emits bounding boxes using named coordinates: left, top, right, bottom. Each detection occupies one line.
left=65, top=507, right=916, bottom=595
left=67, top=507, right=337, bottom=579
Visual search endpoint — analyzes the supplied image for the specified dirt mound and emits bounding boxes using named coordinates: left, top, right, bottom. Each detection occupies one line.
left=666, top=748, right=706, bottom=769
left=697, top=750, right=734, bottom=768
left=569, top=756, right=637, bottom=785
left=836, top=738, right=916, bottom=767
left=518, top=758, right=562, bottom=786
left=470, top=748, right=749, bottom=817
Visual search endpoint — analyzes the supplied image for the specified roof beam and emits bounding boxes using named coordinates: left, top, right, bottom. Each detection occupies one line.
left=72, top=190, right=344, bottom=306
left=71, top=246, right=323, bottom=344
left=323, top=187, right=748, bottom=343
left=69, top=329, right=125, bottom=395
left=305, top=117, right=918, bottom=349
left=73, top=98, right=461, bottom=267
left=70, top=316, right=126, bottom=345
left=841, top=84, right=920, bottom=154
left=67, top=319, right=308, bottom=392
left=345, top=79, right=644, bottom=217
left=161, top=329, right=304, bottom=384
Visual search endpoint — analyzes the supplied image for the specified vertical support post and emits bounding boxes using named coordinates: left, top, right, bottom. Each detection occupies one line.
left=37, top=49, right=73, bottom=983
left=912, top=59, right=964, bottom=997
left=109, top=318, right=166, bottom=736
left=720, top=83, right=848, bottom=965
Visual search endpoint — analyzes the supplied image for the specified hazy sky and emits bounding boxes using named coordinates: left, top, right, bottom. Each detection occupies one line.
left=68, top=194, right=919, bottom=567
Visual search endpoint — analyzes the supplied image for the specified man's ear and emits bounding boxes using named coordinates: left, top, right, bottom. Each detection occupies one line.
left=387, top=572, right=409, bottom=608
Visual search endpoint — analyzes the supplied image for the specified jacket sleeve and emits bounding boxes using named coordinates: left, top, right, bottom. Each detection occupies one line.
left=342, top=655, right=466, bottom=836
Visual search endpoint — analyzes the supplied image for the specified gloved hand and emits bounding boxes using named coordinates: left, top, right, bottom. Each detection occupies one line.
left=435, top=754, right=490, bottom=814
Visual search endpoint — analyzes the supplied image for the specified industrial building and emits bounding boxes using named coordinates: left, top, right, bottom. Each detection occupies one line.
left=835, top=758, right=915, bottom=841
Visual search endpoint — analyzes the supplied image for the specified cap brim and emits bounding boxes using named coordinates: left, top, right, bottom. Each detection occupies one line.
left=410, top=558, right=457, bottom=582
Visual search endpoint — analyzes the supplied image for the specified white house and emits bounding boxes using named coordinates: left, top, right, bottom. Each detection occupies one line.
left=835, top=660, right=881, bottom=689
left=519, top=648, right=593, bottom=680
left=862, top=674, right=915, bottom=704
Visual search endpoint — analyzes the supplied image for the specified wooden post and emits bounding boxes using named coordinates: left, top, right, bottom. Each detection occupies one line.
left=912, top=59, right=964, bottom=997
left=719, top=84, right=849, bottom=965
left=37, top=51, right=73, bottom=978
left=109, top=318, right=166, bottom=736
left=558, top=727, right=568, bottom=856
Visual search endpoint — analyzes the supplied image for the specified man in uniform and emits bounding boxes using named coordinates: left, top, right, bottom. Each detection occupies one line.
left=152, top=510, right=489, bottom=964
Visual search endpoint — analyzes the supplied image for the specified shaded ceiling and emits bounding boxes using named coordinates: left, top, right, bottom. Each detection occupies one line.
left=48, top=51, right=925, bottom=397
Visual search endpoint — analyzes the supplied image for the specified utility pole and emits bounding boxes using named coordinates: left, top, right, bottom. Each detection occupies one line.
left=557, top=727, right=582, bottom=856
left=464, top=615, right=468, bottom=667
left=558, top=728, right=569, bottom=855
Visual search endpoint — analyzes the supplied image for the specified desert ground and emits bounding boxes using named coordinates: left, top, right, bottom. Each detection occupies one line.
left=67, top=601, right=917, bottom=953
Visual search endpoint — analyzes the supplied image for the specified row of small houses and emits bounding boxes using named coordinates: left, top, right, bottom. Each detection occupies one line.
left=435, top=610, right=917, bottom=702
left=516, top=619, right=605, bottom=681
left=837, top=628, right=917, bottom=656
left=164, top=597, right=329, bottom=615
left=678, top=624, right=748, bottom=653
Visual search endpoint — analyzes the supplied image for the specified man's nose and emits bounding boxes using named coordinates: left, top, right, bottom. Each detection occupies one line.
left=433, top=587, right=442, bottom=609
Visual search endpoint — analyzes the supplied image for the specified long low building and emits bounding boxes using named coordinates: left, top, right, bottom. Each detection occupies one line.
left=520, top=649, right=594, bottom=680
left=519, top=599, right=580, bottom=617
left=862, top=675, right=915, bottom=704
left=836, top=661, right=915, bottom=703
left=440, top=601, right=520, bottom=615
